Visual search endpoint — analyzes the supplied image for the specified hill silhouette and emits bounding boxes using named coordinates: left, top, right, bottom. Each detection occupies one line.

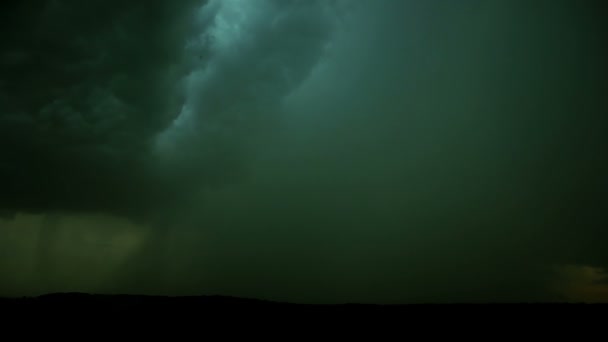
left=1, top=293, right=605, bottom=328
left=2, top=292, right=605, bottom=311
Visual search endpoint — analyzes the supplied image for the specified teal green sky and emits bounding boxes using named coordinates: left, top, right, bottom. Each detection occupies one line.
left=1, top=0, right=607, bottom=303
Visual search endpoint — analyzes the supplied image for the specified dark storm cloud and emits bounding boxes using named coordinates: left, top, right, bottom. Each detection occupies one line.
left=1, top=0, right=607, bottom=303
left=0, top=0, right=201, bottom=217
left=0, top=0, right=338, bottom=219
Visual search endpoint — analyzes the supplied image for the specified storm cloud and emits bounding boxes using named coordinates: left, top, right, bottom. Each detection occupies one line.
left=1, top=0, right=607, bottom=303
left=0, top=0, right=338, bottom=219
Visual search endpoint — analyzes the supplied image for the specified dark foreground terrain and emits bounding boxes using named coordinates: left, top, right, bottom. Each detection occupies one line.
left=1, top=293, right=604, bottom=314
left=1, top=294, right=603, bottom=335
left=1, top=293, right=604, bottom=330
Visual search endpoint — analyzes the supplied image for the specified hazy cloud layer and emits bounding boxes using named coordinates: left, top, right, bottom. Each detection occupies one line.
left=552, top=265, right=608, bottom=302
left=0, top=213, right=146, bottom=296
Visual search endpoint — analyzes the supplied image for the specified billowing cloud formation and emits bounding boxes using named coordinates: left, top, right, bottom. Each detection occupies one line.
left=1, top=0, right=196, bottom=218
left=0, top=0, right=339, bottom=220
left=153, top=0, right=339, bottom=209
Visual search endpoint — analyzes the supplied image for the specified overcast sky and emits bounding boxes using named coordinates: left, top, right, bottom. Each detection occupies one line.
left=1, top=0, right=607, bottom=303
